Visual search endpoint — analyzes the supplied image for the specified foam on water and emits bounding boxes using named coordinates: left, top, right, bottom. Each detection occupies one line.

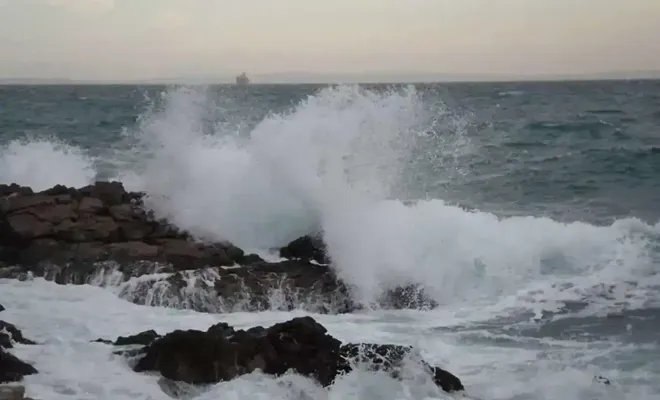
left=2, top=278, right=658, bottom=400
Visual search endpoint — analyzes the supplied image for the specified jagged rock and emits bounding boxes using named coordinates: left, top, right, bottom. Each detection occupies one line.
left=115, top=317, right=462, bottom=394
left=0, top=181, right=244, bottom=272
left=0, top=349, right=37, bottom=383
left=0, top=321, right=36, bottom=349
left=279, top=235, right=329, bottom=264
left=114, top=330, right=161, bottom=346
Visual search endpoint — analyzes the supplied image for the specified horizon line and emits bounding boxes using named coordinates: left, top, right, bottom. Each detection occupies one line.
left=1, top=76, right=660, bottom=85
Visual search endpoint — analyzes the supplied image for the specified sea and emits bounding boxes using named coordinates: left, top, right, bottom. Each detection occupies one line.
left=1, top=81, right=659, bottom=400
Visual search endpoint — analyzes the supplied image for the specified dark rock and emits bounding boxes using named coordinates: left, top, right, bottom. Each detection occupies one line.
left=92, top=338, right=113, bottom=345
left=339, top=343, right=464, bottom=392
left=114, top=330, right=160, bottom=346
left=121, top=317, right=463, bottom=394
left=279, top=235, right=329, bottom=264
left=0, top=305, right=4, bottom=312
left=240, top=253, right=264, bottom=265
left=0, top=181, right=242, bottom=275
left=0, top=348, right=38, bottom=383
left=0, top=321, right=36, bottom=349
left=79, top=181, right=127, bottom=207
left=0, top=183, right=33, bottom=197
left=213, top=260, right=356, bottom=313
left=133, top=316, right=343, bottom=386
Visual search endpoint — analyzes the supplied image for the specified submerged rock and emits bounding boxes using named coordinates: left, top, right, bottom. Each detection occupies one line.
left=103, top=316, right=463, bottom=394
left=0, top=321, right=36, bottom=349
left=0, top=320, right=38, bottom=384
left=0, top=349, right=37, bottom=384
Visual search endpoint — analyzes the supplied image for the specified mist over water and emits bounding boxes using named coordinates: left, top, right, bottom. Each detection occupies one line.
left=1, top=81, right=660, bottom=399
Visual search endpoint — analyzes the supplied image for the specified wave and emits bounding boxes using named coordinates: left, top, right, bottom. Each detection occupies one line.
left=1, top=85, right=659, bottom=318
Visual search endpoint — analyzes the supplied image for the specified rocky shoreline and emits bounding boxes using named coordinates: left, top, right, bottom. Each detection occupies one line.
left=0, top=181, right=435, bottom=313
left=0, top=304, right=37, bottom=400
left=0, top=304, right=463, bottom=398
left=0, top=181, right=457, bottom=398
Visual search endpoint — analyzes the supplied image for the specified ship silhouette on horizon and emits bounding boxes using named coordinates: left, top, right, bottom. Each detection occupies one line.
left=235, top=72, right=250, bottom=86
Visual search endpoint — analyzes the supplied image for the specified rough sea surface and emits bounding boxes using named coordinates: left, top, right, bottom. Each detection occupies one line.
left=1, top=81, right=659, bottom=399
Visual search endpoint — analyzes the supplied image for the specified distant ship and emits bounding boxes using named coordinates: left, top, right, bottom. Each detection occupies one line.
left=235, top=72, right=250, bottom=86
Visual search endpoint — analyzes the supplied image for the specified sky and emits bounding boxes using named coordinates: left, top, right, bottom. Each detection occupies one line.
left=1, top=0, right=660, bottom=82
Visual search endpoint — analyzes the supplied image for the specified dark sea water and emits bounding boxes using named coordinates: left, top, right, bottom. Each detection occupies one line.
left=1, top=81, right=659, bottom=399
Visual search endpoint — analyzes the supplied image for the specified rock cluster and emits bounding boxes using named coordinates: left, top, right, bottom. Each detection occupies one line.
left=100, top=316, right=464, bottom=394
left=0, top=181, right=436, bottom=313
left=0, top=182, right=246, bottom=276
left=0, top=317, right=37, bottom=385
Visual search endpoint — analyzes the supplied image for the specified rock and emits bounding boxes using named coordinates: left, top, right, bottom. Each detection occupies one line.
left=339, top=344, right=464, bottom=392
left=114, top=330, right=160, bottom=346
left=213, top=260, right=356, bottom=313
left=0, top=305, right=4, bottom=313
left=0, top=181, right=245, bottom=274
left=0, top=182, right=439, bottom=314
left=0, top=184, right=33, bottom=197
left=0, top=385, right=27, bottom=400
left=279, top=235, right=329, bottom=264
left=0, top=321, right=36, bottom=349
left=0, top=349, right=37, bottom=383
left=120, top=317, right=463, bottom=394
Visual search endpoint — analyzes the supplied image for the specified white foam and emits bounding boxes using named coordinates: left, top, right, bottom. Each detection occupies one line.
left=0, top=137, right=96, bottom=190
left=2, top=278, right=657, bottom=400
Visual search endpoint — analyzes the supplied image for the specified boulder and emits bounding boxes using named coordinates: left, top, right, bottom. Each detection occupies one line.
left=104, top=317, right=463, bottom=394
left=0, top=321, right=36, bottom=349
left=0, top=181, right=245, bottom=272
left=279, top=234, right=329, bottom=264
left=0, top=349, right=38, bottom=383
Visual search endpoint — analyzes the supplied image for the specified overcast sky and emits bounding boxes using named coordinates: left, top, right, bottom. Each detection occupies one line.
left=1, top=0, right=660, bottom=82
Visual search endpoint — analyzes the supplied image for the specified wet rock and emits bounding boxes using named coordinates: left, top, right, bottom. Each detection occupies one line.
left=0, top=182, right=439, bottom=314
left=339, top=344, right=464, bottom=392
left=120, top=316, right=463, bottom=394
left=279, top=235, right=329, bottom=264
left=0, top=385, right=30, bottom=400
left=214, top=260, right=356, bottom=313
left=0, top=305, right=4, bottom=313
left=0, top=321, right=36, bottom=349
left=0, top=349, right=37, bottom=383
left=114, top=330, right=161, bottom=346
left=0, top=181, right=245, bottom=276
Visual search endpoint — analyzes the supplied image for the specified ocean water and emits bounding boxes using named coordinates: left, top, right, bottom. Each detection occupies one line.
left=1, top=81, right=660, bottom=399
